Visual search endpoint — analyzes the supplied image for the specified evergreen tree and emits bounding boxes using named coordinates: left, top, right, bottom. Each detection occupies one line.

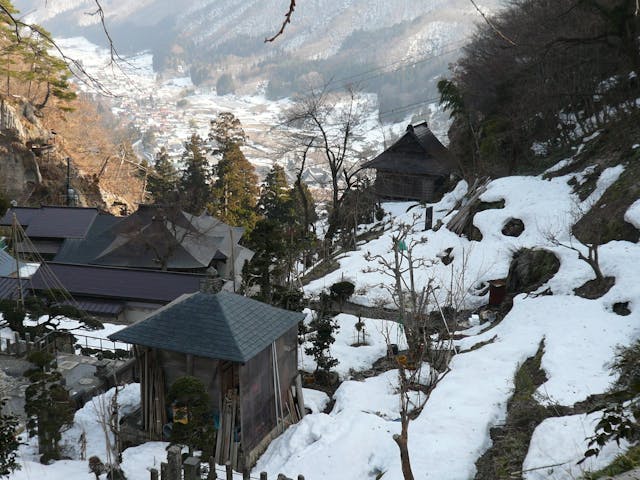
left=258, top=164, right=294, bottom=221
left=210, top=143, right=259, bottom=231
left=24, top=351, right=74, bottom=463
left=179, top=134, right=211, bottom=215
left=167, top=376, right=215, bottom=456
left=305, top=293, right=339, bottom=384
left=208, top=112, right=246, bottom=153
left=0, top=400, right=20, bottom=478
left=148, top=147, right=178, bottom=204
left=0, top=291, right=102, bottom=337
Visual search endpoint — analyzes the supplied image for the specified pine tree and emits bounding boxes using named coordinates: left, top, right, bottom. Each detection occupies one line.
left=24, top=351, right=74, bottom=463
left=167, top=376, right=215, bottom=456
left=305, top=293, right=339, bottom=384
left=179, top=134, right=211, bottom=215
left=148, top=147, right=178, bottom=204
left=0, top=400, right=20, bottom=478
left=258, top=164, right=294, bottom=221
left=210, top=143, right=259, bottom=231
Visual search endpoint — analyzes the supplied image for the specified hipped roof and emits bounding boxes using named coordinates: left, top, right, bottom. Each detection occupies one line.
left=109, top=291, right=304, bottom=363
left=362, top=122, right=454, bottom=176
left=54, top=205, right=247, bottom=270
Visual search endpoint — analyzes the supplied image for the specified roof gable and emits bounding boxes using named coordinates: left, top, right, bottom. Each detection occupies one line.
left=362, top=122, right=454, bottom=176
left=109, top=291, right=304, bottom=362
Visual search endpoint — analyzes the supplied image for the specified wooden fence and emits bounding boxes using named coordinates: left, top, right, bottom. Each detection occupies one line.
left=0, top=330, right=132, bottom=358
left=152, top=446, right=305, bottom=480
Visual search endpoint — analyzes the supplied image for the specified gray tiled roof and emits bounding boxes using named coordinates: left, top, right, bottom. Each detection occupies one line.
left=109, top=291, right=305, bottom=363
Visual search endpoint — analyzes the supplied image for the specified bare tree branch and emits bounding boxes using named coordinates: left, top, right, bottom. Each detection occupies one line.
left=468, top=0, right=518, bottom=46
left=0, top=3, right=116, bottom=97
left=265, top=0, right=296, bottom=42
left=86, top=0, right=122, bottom=65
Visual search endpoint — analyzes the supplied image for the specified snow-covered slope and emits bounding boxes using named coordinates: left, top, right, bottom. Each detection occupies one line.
left=11, top=142, right=639, bottom=479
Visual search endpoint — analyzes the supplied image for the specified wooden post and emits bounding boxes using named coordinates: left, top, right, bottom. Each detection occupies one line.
left=298, top=476, right=305, bottom=480
left=294, top=374, right=305, bottom=419
left=186, top=354, right=194, bottom=376
left=160, top=462, right=168, bottom=480
left=208, top=456, right=217, bottom=480
left=183, top=456, right=200, bottom=480
left=167, top=445, right=182, bottom=480
left=243, top=470, right=250, bottom=480
left=150, top=468, right=158, bottom=480
left=225, top=462, right=233, bottom=480
left=260, top=472, right=268, bottom=480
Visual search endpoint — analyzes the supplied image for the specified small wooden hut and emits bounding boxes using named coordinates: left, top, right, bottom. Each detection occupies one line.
left=363, top=122, right=455, bottom=202
left=109, top=291, right=305, bottom=469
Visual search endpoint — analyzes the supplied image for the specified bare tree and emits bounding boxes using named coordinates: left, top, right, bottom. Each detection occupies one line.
left=283, top=85, right=374, bottom=245
left=364, top=214, right=436, bottom=352
left=544, top=202, right=605, bottom=284
left=364, top=214, right=456, bottom=479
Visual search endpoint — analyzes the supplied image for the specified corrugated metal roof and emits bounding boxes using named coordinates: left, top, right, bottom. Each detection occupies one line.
left=109, top=291, right=304, bottom=362
left=30, top=262, right=205, bottom=303
left=0, top=207, right=40, bottom=227
left=0, top=249, right=17, bottom=277
left=16, top=239, right=63, bottom=255
left=24, top=207, right=99, bottom=239
left=0, top=206, right=101, bottom=239
left=58, top=298, right=125, bottom=316
left=0, top=277, right=26, bottom=300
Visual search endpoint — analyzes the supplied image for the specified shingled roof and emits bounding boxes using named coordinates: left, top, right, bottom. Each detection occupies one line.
left=362, top=122, right=455, bottom=176
left=109, top=291, right=305, bottom=363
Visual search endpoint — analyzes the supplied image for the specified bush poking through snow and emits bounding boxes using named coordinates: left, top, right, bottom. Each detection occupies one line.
left=581, top=339, right=640, bottom=468
left=305, top=294, right=340, bottom=384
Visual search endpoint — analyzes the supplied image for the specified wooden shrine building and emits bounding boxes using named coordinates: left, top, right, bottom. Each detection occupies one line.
left=363, top=121, right=455, bottom=202
left=109, top=291, right=305, bottom=469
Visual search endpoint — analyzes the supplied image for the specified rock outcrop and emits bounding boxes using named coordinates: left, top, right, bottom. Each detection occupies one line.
left=0, top=95, right=51, bottom=202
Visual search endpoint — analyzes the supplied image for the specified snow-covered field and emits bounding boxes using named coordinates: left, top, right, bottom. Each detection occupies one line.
left=11, top=144, right=640, bottom=479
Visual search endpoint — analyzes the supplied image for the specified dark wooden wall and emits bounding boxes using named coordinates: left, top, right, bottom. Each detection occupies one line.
left=374, top=172, right=436, bottom=201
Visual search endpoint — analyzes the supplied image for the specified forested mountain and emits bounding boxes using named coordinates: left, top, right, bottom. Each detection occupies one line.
left=14, top=0, right=504, bottom=121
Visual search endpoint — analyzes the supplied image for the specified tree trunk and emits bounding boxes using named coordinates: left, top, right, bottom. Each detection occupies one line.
left=393, top=429, right=414, bottom=480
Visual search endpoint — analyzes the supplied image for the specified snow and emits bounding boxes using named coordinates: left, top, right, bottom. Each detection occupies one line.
left=11, top=165, right=640, bottom=480
left=302, top=388, right=330, bottom=414
left=299, top=313, right=407, bottom=379
left=523, top=412, right=629, bottom=480
left=625, top=199, right=640, bottom=230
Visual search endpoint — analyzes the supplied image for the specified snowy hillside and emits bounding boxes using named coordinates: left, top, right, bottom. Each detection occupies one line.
left=10, top=136, right=640, bottom=479
left=17, top=0, right=503, bottom=60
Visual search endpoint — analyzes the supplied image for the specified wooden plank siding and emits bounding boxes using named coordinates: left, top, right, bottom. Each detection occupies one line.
left=374, top=171, right=437, bottom=202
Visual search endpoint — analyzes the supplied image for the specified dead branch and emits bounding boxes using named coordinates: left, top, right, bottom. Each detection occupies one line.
left=468, top=0, right=517, bottom=46
left=265, top=0, right=296, bottom=42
